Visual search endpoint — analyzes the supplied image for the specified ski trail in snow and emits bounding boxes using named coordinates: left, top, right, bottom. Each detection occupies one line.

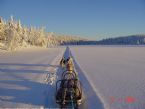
left=44, top=47, right=67, bottom=85
left=43, top=49, right=65, bottom=108
left=69, top=47, right=105, bottom=109
left=44, top=46, right=104, bottom=109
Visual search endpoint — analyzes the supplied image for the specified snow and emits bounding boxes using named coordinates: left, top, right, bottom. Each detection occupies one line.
left=0, top=46, right=145, bottom=109
left=70, top=46, right=145, bottom=109
left=0, top=47, right=65, bottom=108
left=0, top=16, right=85, bottom=51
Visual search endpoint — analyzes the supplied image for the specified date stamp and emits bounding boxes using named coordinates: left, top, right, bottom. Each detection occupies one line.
left=109, top=96, right=136, bottom=103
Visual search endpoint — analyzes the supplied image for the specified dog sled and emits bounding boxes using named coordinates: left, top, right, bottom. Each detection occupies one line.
left=55, top=70, right=83, bottom=109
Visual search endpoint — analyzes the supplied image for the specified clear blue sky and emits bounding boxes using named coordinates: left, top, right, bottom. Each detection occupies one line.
left=0, top=0, right=145, bottom=39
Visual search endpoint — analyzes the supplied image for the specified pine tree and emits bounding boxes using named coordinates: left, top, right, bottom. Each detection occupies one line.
left=0, top=17, right=6, bottom=41
left=0, top=16, right=85, bottom=50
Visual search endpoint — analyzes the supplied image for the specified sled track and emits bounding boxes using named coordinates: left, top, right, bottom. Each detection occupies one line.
left=70, top=48, right=105, bottom=109
left=44, top=46, right=105, bottom=109
left=44, top=49, right=65, bottom=108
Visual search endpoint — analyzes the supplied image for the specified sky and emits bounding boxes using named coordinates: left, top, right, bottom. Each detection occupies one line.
left=0, top=0, right=145, bottom=39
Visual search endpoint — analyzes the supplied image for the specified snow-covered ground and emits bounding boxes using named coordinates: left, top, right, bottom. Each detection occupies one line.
left=0, top=47, right=65, bottom=108
left=0, top=46, right=145, bottom=109
left=70, top=46, right=145, bottom=109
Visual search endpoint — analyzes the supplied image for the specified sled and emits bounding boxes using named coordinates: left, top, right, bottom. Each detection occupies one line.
left=55, top=70, right=82, bottom=109
left=61, top=70, right=77, bottom=79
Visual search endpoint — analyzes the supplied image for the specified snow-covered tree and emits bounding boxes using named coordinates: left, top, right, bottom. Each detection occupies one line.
left=0, top=16, right=86, bottom=50
left=0, top=17, right=6, bottom=41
